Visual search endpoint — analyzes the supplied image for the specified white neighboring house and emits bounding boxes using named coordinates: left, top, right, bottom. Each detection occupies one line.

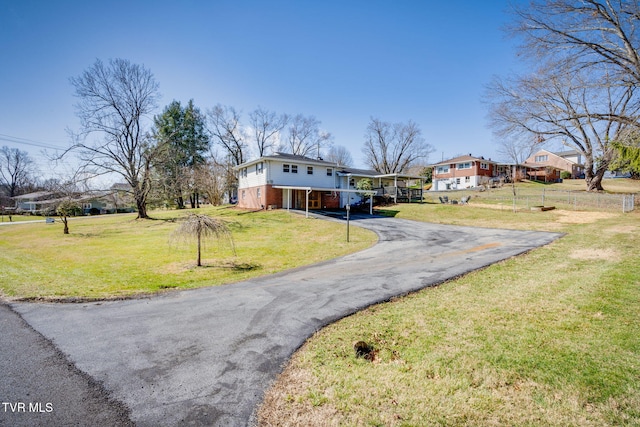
left=235, top=152, right=426, bottom=213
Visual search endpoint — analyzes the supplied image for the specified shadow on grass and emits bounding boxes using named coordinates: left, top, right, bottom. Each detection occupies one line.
left=183, top=261, right=262, bottom=271
left=374, top=209, right=400, bottom=217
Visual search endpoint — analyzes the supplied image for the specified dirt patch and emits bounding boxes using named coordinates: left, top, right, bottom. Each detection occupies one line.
left=606, top=225, right=638, bottom=234
left=569, top=248, right=620, bottom=261
left=257, top=355, right=342, bottom=427
left=556, top=210, right=616, bottom=224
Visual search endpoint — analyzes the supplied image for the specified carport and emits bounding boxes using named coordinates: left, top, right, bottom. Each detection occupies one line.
left=273, top=186, right=378, bottom=218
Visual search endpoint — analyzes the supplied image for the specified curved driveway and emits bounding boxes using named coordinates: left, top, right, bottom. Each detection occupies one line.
left=10, top=215, right=561, bottom=426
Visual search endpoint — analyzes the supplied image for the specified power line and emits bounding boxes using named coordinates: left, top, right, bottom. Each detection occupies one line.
left=0, top=133, right=65, bottom=151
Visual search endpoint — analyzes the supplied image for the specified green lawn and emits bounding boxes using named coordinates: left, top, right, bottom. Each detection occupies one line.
left=0, top=213, right=47, bottom=223
left=258, top=201, right=640, bottom=426
left=0, top=206, right=376, bottom=300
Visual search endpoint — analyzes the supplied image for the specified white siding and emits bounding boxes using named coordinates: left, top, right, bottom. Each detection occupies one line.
left=265, top=160, right=336, bottom=188
left=238, top=162, right=268, bottom=189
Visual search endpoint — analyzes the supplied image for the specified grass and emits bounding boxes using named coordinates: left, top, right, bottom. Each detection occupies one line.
left=258, top=197, right=640, bottom=425
left=0, top=213, right=48, bottom=223
left=0, top=206, right=376, bottom=300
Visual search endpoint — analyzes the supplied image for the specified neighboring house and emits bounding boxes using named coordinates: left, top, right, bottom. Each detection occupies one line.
left=235, top=152, right=425, bottom=212
left=78, top=192, right=118, bottom=214
left=12, top=190, right=128, bottom=215
left=430, top=155, right=499, bottom=191
left=523, top=149, right=584, bottom=181
left=12, top=191, right=58, bottom=213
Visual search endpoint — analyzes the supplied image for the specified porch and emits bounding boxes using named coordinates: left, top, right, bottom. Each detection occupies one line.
left=274, top=186, right=378, bottom=218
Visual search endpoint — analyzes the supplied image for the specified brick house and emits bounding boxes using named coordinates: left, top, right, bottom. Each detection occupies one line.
left=430, top=154, right=499, bottom=191
left=523, top=149, right=584, bottom=181
left=235, top=152, right=425, bottom=212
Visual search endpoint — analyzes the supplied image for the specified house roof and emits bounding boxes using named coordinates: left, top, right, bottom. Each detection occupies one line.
left=336, top=166, right=380, bottom=176
left=336, top=167, right=426, bottom=180
left=555, top=149, right=581, bottom=157
left=236, top=152, right=340, bottom=169
left=526, top=149, right=579, bottom=165
left=430, top=154, right=498, bottom=167
left=11, top=191, right=54, bottom=200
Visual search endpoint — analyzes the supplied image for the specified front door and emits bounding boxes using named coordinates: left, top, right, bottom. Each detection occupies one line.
left=309, top=191, right=320, bottom=209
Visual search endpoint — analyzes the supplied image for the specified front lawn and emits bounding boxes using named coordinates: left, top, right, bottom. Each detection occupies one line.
left=258, top=203, right=640, bottom=426
left=0, top=206, right=376, bottom=300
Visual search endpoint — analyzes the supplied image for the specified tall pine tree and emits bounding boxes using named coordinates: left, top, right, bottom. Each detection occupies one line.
left=153, top=100, right=210, bottom=208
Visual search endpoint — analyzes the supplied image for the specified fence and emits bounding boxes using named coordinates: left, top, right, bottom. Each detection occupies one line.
left=426, top=188, right=637, bottom=213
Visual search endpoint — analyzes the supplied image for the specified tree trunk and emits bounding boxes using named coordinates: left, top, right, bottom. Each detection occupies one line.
left=176, top=195, right=185, bottom=209
left=586, top=167, right=606, bottom=191
left=62, top=217, right=69, bottom=234
left=584, top=155, right=610, bottom=192
left=135, top=196, right=148, bottom=219
left=132, top=182, right=149, bottom=219
left=196, top=232, right=202, bottom=266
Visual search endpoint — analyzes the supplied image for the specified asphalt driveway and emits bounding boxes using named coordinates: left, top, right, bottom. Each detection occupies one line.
left=7, top=215, right=561, bottom=426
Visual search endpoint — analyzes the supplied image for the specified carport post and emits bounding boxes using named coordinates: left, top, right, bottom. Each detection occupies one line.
left=369, top=196, right=373, bottom=215
left=346, top=203, right=350, bottom=242
left=306, top=188, right=311, bottom=218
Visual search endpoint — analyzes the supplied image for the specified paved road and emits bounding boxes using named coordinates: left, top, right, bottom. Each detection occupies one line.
left=0, top=304, right=133, bottom=427
left=6, top=216, right=561, bottom=426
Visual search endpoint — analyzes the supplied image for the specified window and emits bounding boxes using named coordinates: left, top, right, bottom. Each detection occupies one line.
left=256, top=162, right=263, bottom=174
left=436, top=166, right=449, bottom=174
left=480, top=162, right=489, bottom=170
left=456, top=178, right=461, bottom=184
left=242, top=167, right=247, bottom=177
left=257, top=188, right=261, bottom=199
left=283, top=164, right=290, bottom=173
left=307, top=166, right=313, bottom=175
left=457, top=162, right=471, bottom=169
left=291, top=165, right=298, bottom=173
left=535, top=155, right=548, bottom=162
left=326, top=168, right=333, bottom=176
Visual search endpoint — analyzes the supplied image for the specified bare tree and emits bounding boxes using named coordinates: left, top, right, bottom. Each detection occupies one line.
left=0, top=146, right=36, bottom=197
left=170, top=214, right=234, bottom=267
left=207, top=105, right=248, bottom=166
left=325, top=145, right=354, bottom=166
left=193, top=159, right=227, bottom=206
left=362, top=117, right=433, bottom=174
left=512, top=0, right=640, bottom=88
left=488, top=66, right=639, bottom=191
left=249, top=107, right=288, bottom=157
left=68, top=58, right=160, bottom=219
left=284, top=114, right=333, bottom=158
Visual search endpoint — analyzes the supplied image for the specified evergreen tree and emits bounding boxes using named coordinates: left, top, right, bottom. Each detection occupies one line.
left=153, top=100, right=210, bottom=208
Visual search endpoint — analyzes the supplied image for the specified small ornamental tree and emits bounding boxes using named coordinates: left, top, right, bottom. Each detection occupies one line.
left=171, top=214, right=235, bottom=266
left=56, top=200, right=81, bottom=234
left=356, top=178, right=373, bottom=201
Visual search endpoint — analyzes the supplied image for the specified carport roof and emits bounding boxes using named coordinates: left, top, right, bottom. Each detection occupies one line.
left=272, top=185, right=376, bottom=194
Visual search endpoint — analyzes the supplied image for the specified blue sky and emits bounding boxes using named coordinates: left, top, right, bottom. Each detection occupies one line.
left=1, top=0, right=525, bottom=176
